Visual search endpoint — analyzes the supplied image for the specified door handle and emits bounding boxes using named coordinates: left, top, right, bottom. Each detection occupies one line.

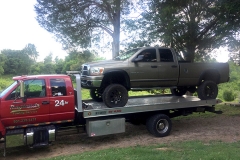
left=42, top=101, right=49, bottom=105
left=171, top=65, right=177, bottom=68
left=151, top=66, right=157, bottom=68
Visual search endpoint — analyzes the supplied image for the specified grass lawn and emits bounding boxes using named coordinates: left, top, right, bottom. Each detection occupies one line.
left=46, top=140, right=240, bottom=160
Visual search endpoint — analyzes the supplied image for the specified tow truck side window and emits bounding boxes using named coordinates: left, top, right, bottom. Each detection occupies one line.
left=6, top=79, right=46, bottom=100
left=50, top=79, right=67, bottom=96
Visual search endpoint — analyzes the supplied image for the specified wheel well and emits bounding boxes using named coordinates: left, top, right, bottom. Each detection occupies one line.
left=199, top=70, right=220, bottom=84
left=101, top=70, right=130, bottom=90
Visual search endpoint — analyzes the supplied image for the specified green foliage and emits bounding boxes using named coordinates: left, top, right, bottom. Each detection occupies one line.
left=218, top=62, right=240, bottom=102
left=1, top=49, right=30, bottom=75
left=35, top=0, right=133, bottom=58
left=46, top=141, right=240, bottom=160
left=23, top=43, right=39, bottom=62
left=222, top=90, right=235, bottom=101
left=125, top=0, right=240, bottom=62
left=62, top=50, right=96, bottom=73
left=0, top=75, right=13, bottom=90
left=148, top=89, right=171, bottom=95
left=0, top=53, right=6, bottom=75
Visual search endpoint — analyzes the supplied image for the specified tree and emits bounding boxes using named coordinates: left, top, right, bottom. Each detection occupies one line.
left=42, top=53, right=55, bottom=74
left=0, top=53, right=6, bottom=75
left=63, top=50, right=96, bottom=72
left=1, top=49, right=32, bottom=75
left=54, top=57, right=65, bottom=74
left=128, top=0, right=240, bottom=62
left=23, top=43, right=39, bottom=62
left=228, top=32, right=240, bottom=65
left=35, top=0, right=133, bottom=59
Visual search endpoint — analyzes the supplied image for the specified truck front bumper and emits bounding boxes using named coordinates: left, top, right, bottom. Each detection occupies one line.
left=81, top=76, right=103, bottom=88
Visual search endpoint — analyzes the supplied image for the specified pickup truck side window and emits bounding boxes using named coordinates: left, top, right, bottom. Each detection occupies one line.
left=159, top=49, right=174, bottom=62
left=50, top=79, right=67, bottom=96
left=137, top=49, right=157, bottom=62
left=6, top=79, right=46, bottom=100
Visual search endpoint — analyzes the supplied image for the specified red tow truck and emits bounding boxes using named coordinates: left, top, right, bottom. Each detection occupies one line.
left=0, top=72, right=221, bottom=156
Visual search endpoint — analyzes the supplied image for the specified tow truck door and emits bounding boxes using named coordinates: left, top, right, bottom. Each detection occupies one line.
left=48, top=78, right=75, bottom=122
left=0, top=79, right=49, bottom=127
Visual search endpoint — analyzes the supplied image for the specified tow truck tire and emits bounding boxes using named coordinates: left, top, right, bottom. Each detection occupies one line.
left=146, top=114, right=172, bottom=137
left=102, top=84, right=128, bottom=108
left=90, top=89, right=103, bottom=102
left=171, top=87, right=187, bottom=96
left=197, top=80, right=218, bottom=100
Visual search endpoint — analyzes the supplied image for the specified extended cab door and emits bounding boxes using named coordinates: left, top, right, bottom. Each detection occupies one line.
left=48, top=78, right=75, bottom=122
left=0, top=79, right=49, bottom=127
left=157, top=48, right=179, bottom=86
left=129, top=48, right=159, bottom=88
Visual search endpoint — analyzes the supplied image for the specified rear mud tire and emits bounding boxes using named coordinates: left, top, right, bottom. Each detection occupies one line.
left=90, top=89, right=103, bottom=102
left=146, top=114, right=172, bottom=137
left=197, top=81, right=218, bottom=100
left=102, top=84, right=128, bottom=108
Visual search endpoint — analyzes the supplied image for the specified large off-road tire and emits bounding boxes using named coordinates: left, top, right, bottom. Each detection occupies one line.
left=197, top=80, right=218, bottom=100
left=102, top=84, right=128, bottom=108
left=146, top=114, right=172, bottom=137
left=90, top=88, right=103, bottom=102
left=171, top=87, right=187, bottom=96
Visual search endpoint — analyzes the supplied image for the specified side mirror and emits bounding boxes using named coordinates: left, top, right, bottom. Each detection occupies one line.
left=132, top=55, right=144, bottom=62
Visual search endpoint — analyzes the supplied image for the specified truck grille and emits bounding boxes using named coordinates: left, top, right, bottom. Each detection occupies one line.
left=81, top=65, right=89, bottom=76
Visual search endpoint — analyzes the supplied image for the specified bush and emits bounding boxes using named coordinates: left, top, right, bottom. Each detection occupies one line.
left=0, top=78, right=13, bottom=90
left=222, top=90, right=235, bottom=101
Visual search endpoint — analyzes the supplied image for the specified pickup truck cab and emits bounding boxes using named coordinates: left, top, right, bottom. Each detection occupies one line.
left=81, top=47, right=229, bottom=108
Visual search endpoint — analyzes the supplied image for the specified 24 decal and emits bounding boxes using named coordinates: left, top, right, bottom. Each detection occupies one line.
left=55, top=100, right=69, bottom=107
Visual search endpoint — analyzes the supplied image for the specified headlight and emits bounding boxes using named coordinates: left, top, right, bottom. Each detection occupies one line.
left=89, top=67, right=104, bottom=76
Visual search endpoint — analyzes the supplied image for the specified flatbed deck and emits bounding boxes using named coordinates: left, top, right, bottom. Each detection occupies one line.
left=81, top=95, right=220, bottom=118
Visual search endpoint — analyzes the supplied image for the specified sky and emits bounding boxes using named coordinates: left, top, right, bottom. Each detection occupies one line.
left=0, top=0, right=67, bottom=61
left=0, top=0, right=229, bottom=62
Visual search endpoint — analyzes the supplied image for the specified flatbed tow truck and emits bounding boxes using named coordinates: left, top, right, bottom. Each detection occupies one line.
left=0, top=72, right=221, bottom=156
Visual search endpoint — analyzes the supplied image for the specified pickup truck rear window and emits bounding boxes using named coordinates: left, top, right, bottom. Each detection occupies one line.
left=159, top=49, right=174, bottom=62
left=50, top=79, right=67, bottom=96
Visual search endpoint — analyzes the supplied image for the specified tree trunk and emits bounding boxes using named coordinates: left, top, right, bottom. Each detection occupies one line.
left=185, top=45, right=196, bottom=62
left=111, top=0, right=121, bottom=59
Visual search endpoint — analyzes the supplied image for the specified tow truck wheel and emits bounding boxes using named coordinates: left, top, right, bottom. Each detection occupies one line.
left=197, top=80, right=218, bottom=100
left=146, top=114, right=172, bottom=137
left=171, top=87, right=187, bottom=96
left=90, top=89, right=103, bottom=102
left=102, top=84, right=128, bottom=108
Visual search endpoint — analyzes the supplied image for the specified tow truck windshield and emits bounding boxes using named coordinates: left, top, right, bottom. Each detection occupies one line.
left=0, top=81, right=18, bottom=98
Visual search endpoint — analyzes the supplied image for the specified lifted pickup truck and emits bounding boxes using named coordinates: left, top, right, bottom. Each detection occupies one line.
left=0, top=72, right=221, bottom=156
left=81, top=47, right=229, bottom=107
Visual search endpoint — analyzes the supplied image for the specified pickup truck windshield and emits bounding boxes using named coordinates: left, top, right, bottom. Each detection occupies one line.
left=114, top=48, right=141, bottom=61
left=0, top=81, right=18, bottom=98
